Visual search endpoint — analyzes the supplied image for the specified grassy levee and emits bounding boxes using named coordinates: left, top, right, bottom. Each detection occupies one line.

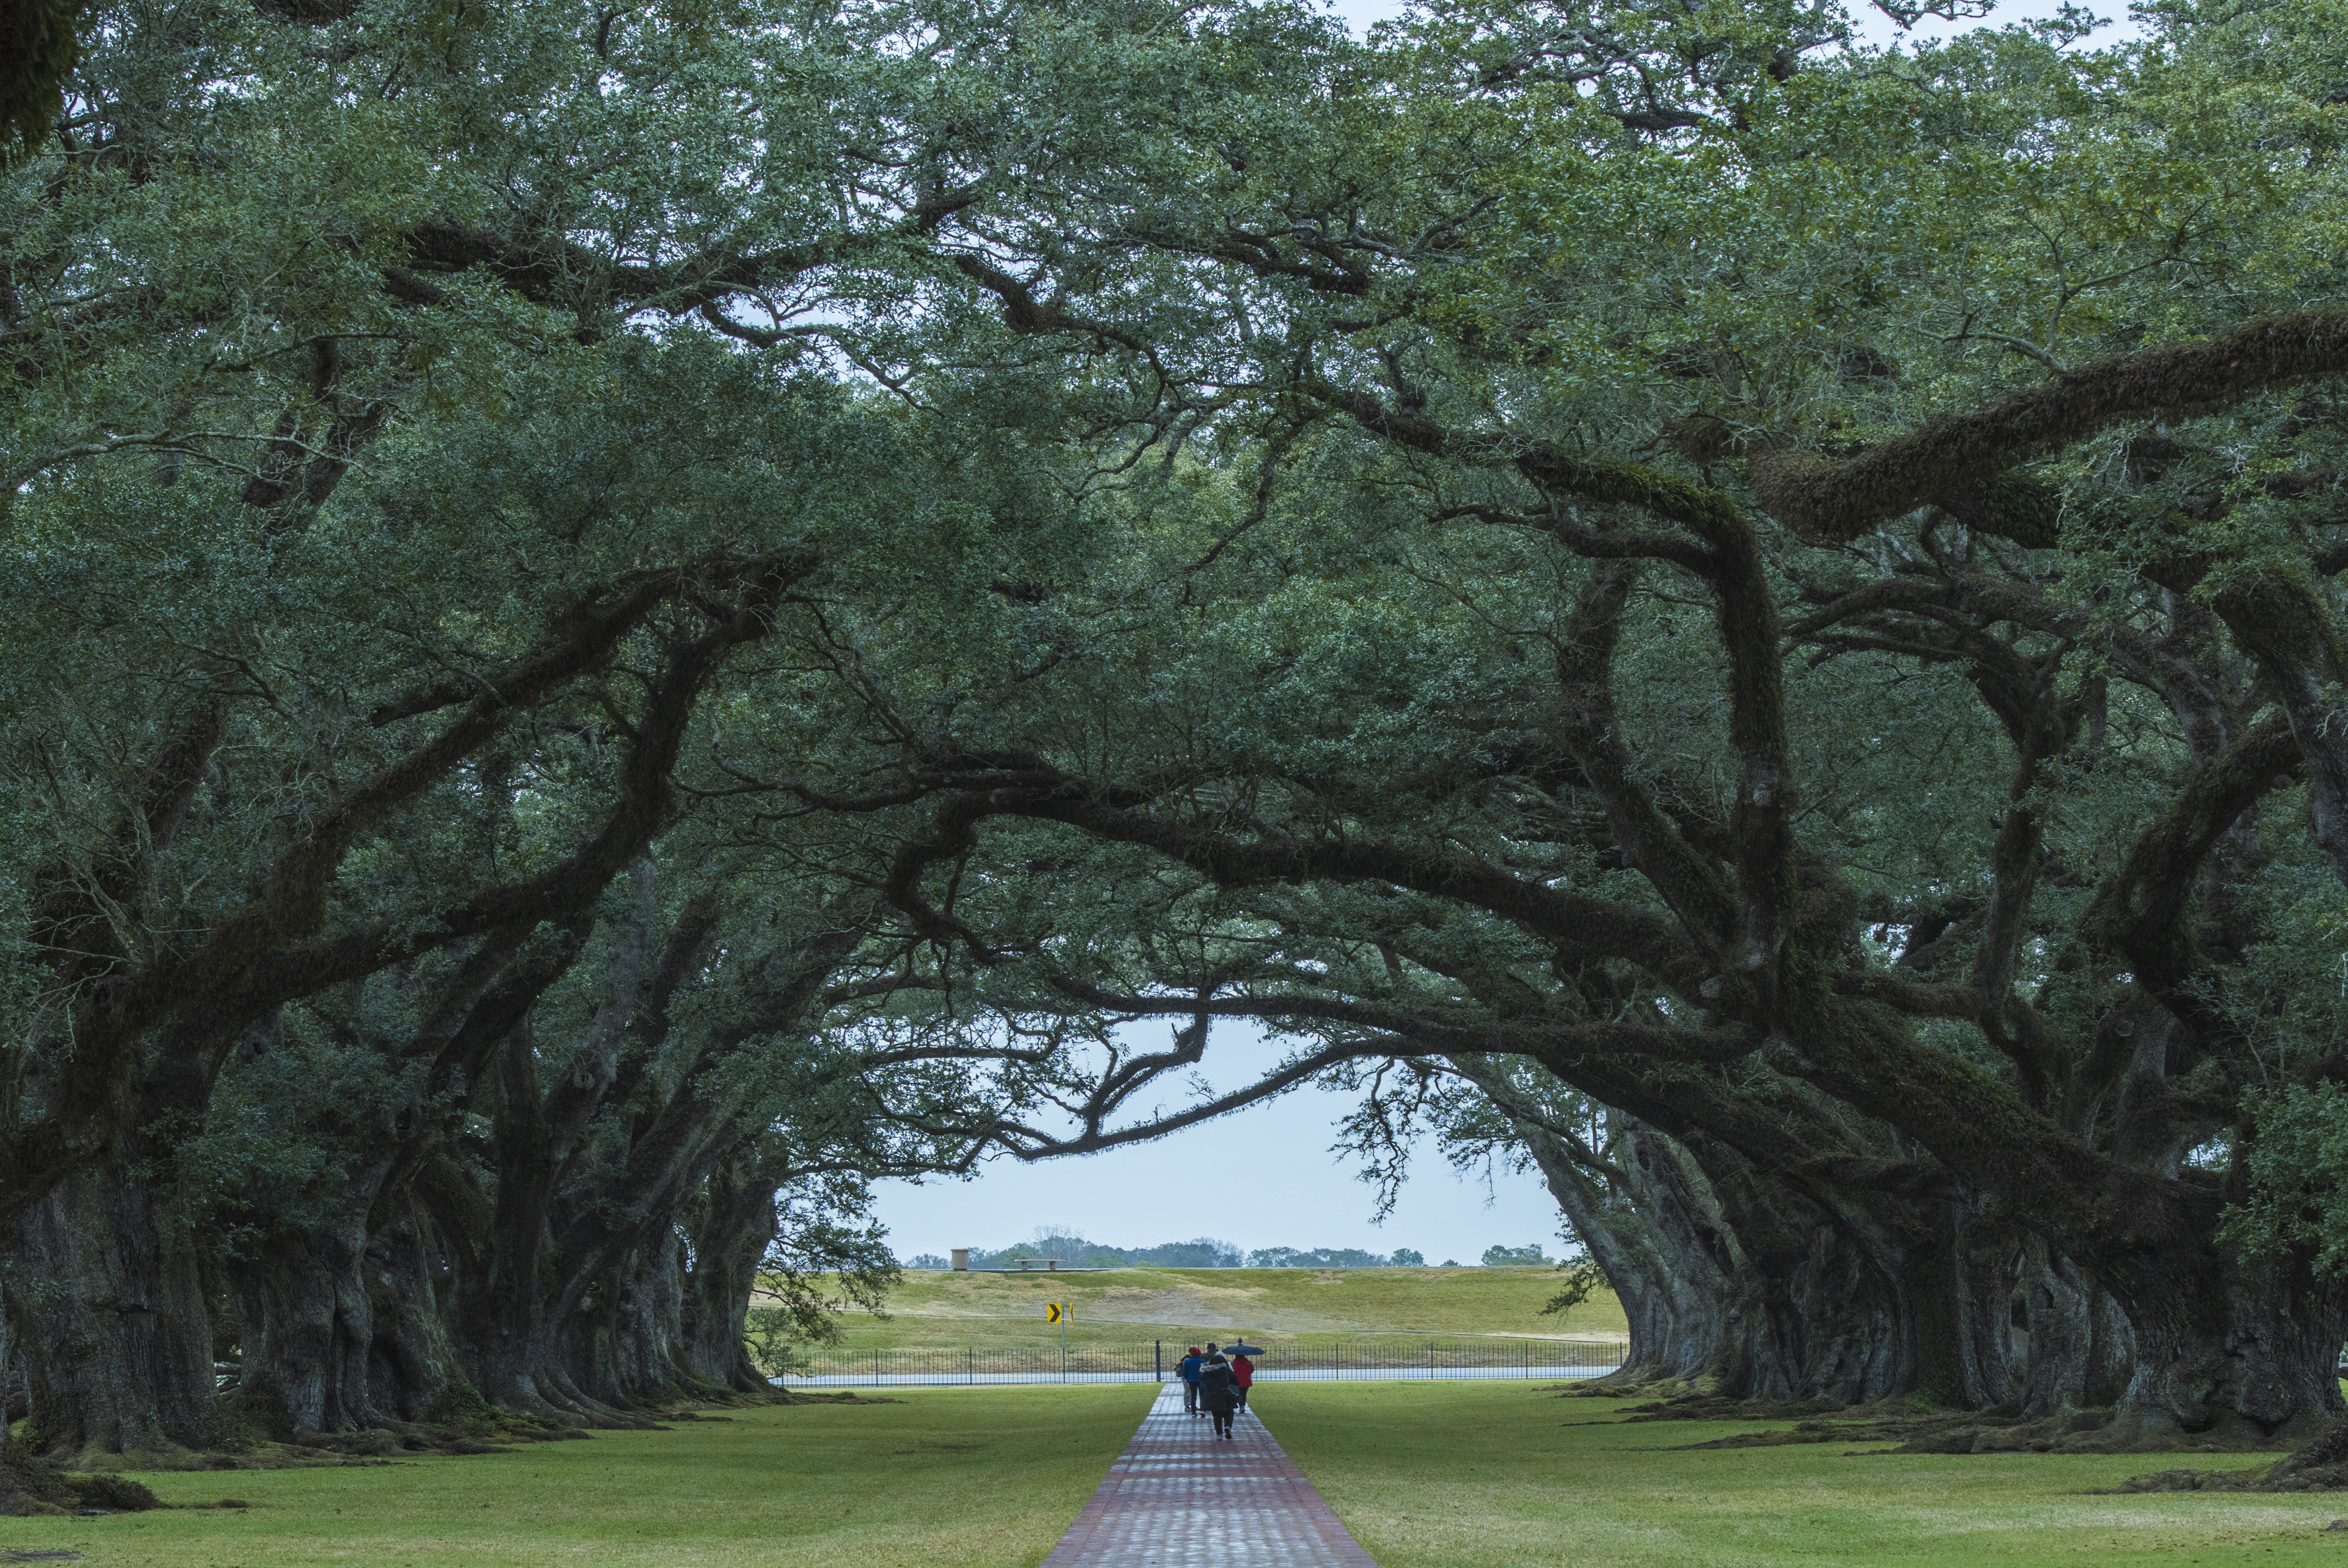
left=1264, top=1381, right=2348, bottom=1568
left=798, top=1265, right=1629, bottom=1367
left=0, top=1386, right=1154, bottom=1568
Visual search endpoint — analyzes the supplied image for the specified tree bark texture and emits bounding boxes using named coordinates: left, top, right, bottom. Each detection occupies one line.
left=1503, top=1089, right=2028, bottom=1409
left=361, top=1204, right=466, bottom=1424
left=2099, top=1235, right=2348, bottom=1444
left=224, top=1189, right=471, bottom=1435
left=678, top=1147, right=789, bottom=1394
left=226, top=1225, right=379, bottom=1438
left=2, top=1157, right=222, bottom=1457
left=564, top=1232, right=691, bottom=1409
left=2014, top=1234, right=2135, bottom=1417
left=0, top=1306, right=19, bottom=1426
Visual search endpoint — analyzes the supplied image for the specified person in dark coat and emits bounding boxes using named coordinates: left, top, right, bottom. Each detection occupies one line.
left=1228, top=1349, right=1253, bottom=1414
left=1198, top=1352, right=1238, bottom=1439
left=1178, top=1347, right=1204, bottom=1415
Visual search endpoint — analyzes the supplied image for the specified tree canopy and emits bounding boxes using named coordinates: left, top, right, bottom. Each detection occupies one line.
left=5, top=0, right=2348, bottom=1480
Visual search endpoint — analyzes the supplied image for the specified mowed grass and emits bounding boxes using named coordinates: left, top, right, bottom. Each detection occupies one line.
left=812, top=1265, right=1629, bottom=1360
left=0, top=1384, right=1155, bottom=1568
left=1259, top=1380, right=2348, bottom=1568
left=12, top=1379, right=2347, bottom=1567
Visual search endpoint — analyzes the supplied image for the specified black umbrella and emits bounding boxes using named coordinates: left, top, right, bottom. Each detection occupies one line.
left=1223, top=1342, right=1264, bottom=1355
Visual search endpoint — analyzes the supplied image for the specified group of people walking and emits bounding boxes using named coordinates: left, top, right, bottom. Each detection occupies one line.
left=1176, top=1343, right=1253, bottom=1439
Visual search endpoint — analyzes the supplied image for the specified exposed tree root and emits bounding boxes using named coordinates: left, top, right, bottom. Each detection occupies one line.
left=22, top=1417, right=588, bottom=1481
left=1548, top=1372, right=1715, bottom=1401
left=1654, top=1409, right=2130, bottom=1455
left=2111, top=1418, right=2348, bottom=1493
left=1580, top=1390, right=2323, bottom=1458
left=1608, top=1393, right=1857, bottom=1425
left=6, top=1385, right=898, bottom=1504
left=0, top=1447, right=164, bottom=1517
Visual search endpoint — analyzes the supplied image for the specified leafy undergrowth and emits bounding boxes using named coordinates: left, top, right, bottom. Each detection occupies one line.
left=0, top=1383, right=1155, bottom=1566
left=1261, top=1381, right=2348, bottom=1568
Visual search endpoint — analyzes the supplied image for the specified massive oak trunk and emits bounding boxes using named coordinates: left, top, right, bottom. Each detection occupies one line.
left=678, top=1148, right=787, bottom=1395
left=566, top=1233, right=691, bottom=1409
left=1794, top=995, right=2347, bottom=1441
left=227, top=1223, right=378, bottom=1437
left=225, top=1186, right=468, bottom=1435
left=1699, top=1144, right=1916, bottom=1406
left=1671, top=1140, right=2029, bottom=1409
left=224, top=1146, right=401, bottom=1438
left=2013, top=1235, right=2135, bottom=1417
left=1899, top=1195, right=2029, bottom=1411
left=1516, top=1115, right=1732, bottom=1389
left=458, top=1029, right=584, bottom=1423
left=2099, top=1228, right=2348, bottom=1444
left=3, top=1157, right=221, bottom=1457
left=1505, top=1089, right=2027, bottom=1409
left=449, top=899, right=856, bottom=1421
left=363, top=1203, right=467, bottom=1424
left=452, top=1024, right=670, bottom=1427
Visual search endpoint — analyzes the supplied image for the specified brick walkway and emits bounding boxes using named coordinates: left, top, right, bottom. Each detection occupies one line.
left=1039, top=1383, right=1380, bottom=1567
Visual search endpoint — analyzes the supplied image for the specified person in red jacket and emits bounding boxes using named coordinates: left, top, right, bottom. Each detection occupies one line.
left=1228, top=1349, right=1253, bottom=1414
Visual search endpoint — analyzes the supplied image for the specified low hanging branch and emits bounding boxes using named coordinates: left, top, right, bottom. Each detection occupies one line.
left=1749, top=310, right=2348, bottom=543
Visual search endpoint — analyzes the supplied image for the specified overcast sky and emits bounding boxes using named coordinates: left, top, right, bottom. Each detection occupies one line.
left=1322, top=0, right=2145, bottom=46
left=870, top=1026, right=1568, bottom=1264
left=873, top=0, right=2143, bottom=1270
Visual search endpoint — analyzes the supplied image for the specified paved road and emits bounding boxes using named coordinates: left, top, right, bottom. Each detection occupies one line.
left=775, top=1365, right=1616, bottom=1388
left=1039, top=1382, right=1379, bottom=1567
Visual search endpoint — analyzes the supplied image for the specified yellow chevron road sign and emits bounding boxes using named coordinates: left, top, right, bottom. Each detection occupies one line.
left=1046, top=1303, right=1066, bottom=1324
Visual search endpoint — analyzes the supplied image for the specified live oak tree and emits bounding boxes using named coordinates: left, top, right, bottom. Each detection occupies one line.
left=0, top=0, right=1185, bottom=1460
left=787, top=0, right=2348, bottom=1444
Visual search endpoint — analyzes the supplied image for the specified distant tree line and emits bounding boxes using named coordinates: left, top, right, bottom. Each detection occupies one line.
left=1480, top=1246, right=1553, bottom=1268
left=1243, top=1245, right=1416, bottom=1268
left=902, top=1235, right=1565, bottom=1269
left=902, top=1232, right=1245, bottom=1270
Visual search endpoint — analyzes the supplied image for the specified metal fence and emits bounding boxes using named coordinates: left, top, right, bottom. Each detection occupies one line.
left=778, top=1336, right=1625, bottom=1388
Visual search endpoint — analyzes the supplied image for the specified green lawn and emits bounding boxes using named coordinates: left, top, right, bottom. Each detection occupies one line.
left=12, top=1380, right=2347, bottom=1567
left=0, top=1385, right=1155, bottom=1568
left=1260, top=1381, right=2348, bottom=1568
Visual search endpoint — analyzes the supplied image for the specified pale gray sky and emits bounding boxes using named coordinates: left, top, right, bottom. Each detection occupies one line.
left=1323, top=0, right=2145, bottom=46
left=871, top=1027, right=1567, bottom=1264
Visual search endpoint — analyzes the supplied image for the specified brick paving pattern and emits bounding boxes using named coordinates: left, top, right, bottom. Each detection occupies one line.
left=1040, top=1383, right=1380, bottom=1567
